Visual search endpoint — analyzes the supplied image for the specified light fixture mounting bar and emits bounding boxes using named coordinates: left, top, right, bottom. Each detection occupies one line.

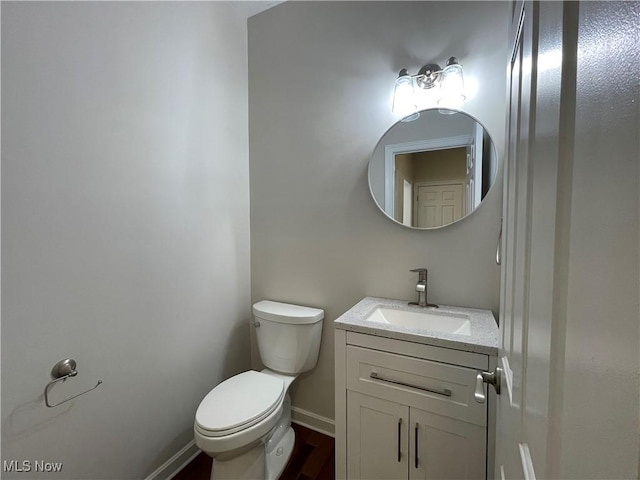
left=415, top=63, right=443, bottom=89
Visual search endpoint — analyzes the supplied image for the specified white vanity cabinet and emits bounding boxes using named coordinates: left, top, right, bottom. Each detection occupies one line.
left=336, top=330, right=493, bottom=480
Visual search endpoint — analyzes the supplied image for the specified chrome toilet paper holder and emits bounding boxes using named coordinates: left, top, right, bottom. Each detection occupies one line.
left=44, top=358, right=102, bottom=408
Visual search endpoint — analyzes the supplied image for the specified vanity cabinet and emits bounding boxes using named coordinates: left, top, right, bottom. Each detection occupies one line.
left=347, top=392, right=486, bottom=480
left=346, top=392, right=409, bottom=480
left=336, top=330, right=493, bottom=480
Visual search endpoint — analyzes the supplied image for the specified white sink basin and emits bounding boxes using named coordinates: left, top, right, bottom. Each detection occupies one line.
left=365, top=307, right=471, bottom=335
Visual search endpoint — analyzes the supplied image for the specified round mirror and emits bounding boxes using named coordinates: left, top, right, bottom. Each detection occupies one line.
left=368, top=108, right=498, bottom=229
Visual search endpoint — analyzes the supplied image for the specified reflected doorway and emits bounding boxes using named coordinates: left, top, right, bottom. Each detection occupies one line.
left=393, top=147, right=467, bottom=227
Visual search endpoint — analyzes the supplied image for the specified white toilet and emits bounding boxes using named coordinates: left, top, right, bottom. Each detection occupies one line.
left=194, top=300, right=324, bottom=480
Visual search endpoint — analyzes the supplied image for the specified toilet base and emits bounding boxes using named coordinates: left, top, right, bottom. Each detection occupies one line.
left=210, top=444, right=265, bottom=480
left=207, top=426, right=295, bottom=480
left=207, top=393, right=295, bottom=480
left=266, top=426, right=295, bottom=480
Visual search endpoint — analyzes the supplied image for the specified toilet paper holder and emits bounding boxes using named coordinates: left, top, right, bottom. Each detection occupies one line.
left=44, top=358, right=102, bottom=408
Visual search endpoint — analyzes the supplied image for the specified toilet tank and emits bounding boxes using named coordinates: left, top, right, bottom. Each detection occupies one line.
left=253, top=300, right=324, bottom=375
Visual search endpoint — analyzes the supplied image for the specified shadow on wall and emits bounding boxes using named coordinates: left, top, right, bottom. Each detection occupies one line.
left=3, top=397, right=74, bottom=443
left=145, top=318, right=252, bottom=475
left=220, top=319, right=252, bottom=381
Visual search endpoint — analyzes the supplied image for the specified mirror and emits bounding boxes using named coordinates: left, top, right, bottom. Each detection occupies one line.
left=368, top=108, right=498, bottom=229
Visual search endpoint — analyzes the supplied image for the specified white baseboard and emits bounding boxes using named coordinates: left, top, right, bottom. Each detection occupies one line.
left=145, top=440, right=201, bottom=480
left=291, top=406, right=335, bottom=438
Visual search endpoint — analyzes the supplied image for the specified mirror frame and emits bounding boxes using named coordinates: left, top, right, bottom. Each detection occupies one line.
left=368, top=108, right=499, bottom=230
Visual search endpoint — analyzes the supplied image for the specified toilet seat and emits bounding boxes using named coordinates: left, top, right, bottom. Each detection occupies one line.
left=195, top=371, right=285, bottom=438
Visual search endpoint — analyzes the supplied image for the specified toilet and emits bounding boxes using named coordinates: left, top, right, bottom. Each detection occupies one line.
left=194, top=300, right=324, bottom=480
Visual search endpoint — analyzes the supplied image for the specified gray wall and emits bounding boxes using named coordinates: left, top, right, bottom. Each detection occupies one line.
left=2, top=3, right=251, bottom=478
left=248, top=2, right=509, bottom=424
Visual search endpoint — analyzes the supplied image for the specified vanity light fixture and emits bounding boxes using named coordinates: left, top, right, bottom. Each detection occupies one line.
left=391, top=57, right=466, bottom=117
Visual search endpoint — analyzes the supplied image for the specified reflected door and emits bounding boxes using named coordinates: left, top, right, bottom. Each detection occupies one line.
left=416, top=184, right=463, bottom=228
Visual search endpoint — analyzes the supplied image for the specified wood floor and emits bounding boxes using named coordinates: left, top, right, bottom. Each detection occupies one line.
left=173, top=423, right=335, bottom=480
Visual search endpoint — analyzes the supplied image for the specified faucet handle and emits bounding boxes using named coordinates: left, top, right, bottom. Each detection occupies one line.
left=410, top=268, right=428, bottom=281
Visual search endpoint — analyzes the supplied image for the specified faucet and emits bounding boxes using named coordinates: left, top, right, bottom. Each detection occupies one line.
left=409, top=268, right=439, bottom=308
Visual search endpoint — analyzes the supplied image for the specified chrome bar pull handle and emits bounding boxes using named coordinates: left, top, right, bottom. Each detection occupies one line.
left=414, top=423, right=419, bottom=469
left=397, top=418, right=402, bottom=462
left=370, top=372, right=452, bottom=397
left=474, top=368, right=502, bottom=403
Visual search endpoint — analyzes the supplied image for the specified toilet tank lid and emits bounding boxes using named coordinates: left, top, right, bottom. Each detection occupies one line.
left=253, top=300, right=324, bottom=324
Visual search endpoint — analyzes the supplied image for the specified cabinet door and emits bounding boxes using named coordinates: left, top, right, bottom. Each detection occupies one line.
left=347, top=390, right=409, bottom=480
left=410, top=407, right=486, bottom=480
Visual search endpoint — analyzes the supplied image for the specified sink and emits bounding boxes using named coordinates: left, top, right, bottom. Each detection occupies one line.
left=365, top=307, right=471, bottom=335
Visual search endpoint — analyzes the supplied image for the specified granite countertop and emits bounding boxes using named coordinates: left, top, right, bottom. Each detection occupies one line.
left=334, top=297, right=499, bottom=355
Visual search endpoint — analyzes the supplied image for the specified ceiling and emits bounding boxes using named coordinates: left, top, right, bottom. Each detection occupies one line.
left=231, top=0, right=284, bottom=19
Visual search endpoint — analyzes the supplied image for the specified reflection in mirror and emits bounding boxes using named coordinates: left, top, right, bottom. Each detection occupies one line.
left=368, top=109, right=498, bottom=229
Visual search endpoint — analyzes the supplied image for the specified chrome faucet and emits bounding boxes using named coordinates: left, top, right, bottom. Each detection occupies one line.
left=409, top=268, right=438, bottom=308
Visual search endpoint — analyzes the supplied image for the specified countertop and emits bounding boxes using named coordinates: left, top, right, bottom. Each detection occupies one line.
left=334, top=297, right=499, bottom=355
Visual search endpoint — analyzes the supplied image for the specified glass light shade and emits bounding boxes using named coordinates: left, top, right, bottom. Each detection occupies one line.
left=437, top=62, right=466, bottom=109
left=392, top=74, right=417, bottom=116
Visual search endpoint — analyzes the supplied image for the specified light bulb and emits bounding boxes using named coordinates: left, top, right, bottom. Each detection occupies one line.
left=437, top=59, right=466, bottom=109
left=392, top=69, right=417, bottom=117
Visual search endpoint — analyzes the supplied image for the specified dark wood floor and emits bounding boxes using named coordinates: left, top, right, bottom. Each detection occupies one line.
left=173, top=423, right=335, bottom=480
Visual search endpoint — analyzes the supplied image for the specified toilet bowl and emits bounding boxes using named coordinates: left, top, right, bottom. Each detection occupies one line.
left=194, top=300, right=324, bottom=480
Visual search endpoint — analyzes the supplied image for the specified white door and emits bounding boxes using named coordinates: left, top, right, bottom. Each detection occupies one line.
left=346, top=391, right=409, bottom=480
left=494, top=4, right=529, bottom=477
left=495, top=2, right=565, bottom=478
left=409, top=407, right=486, bottom=480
